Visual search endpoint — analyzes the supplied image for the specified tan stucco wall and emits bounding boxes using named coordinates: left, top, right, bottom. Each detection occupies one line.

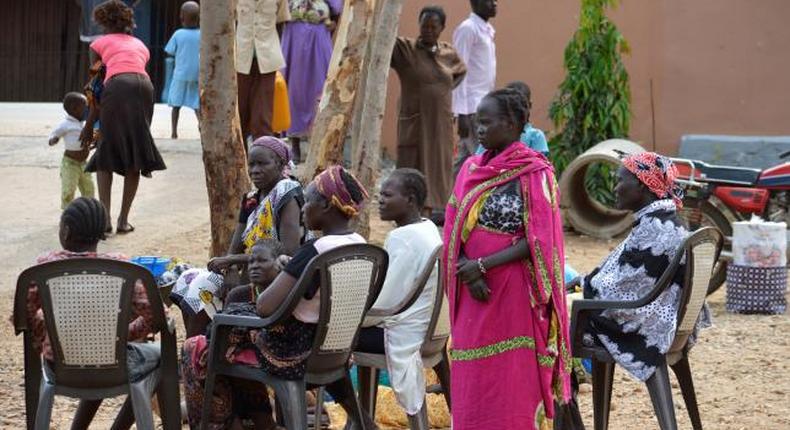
left=381, top=0, right=790, bottom=157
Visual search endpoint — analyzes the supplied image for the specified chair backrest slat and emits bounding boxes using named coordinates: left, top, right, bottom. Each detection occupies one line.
left=420, top=256, right=451, bottom=357
left=305, top=245, right=388, bottom=376
left=47, top=273, right=125, bottom=366
left=365, top=244, right=442, bottom=318
left=392, top=245, right=442, bottom=316
left=321, top=258, right=377, bottom=351
left=14, top=258, right=162, bottom=389
left=432, top=294, right=451, bottom=339
left=679, top=242, right=716, bottom=332
left=670, top=228, right=722, bottom=353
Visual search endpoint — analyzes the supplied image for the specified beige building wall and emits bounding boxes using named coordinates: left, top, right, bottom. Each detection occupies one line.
left=380, top=0, right=790, bottom=157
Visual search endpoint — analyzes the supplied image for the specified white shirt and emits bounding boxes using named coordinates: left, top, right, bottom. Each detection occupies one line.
left=49, top=115, right=84, bottom=151
left=236, top=0, right=291, bottom=75
left=364, top=219, right=443, bottom=414
left=452, top=13, right=497, bottom=115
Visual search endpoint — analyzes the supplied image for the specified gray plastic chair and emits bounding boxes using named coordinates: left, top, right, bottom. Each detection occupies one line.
left=354, top=245, right=451, bottom=429
left=200, top=244, right=389, bottom=430
left=570, top=227, right=723, bottom=430
left=13, top=257, right=181, bottom=430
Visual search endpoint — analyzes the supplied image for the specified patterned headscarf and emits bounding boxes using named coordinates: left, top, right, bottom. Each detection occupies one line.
left=313, top=165, right=369, bottom=217
left=622, top=152, right=684, bottom=208
left=251, top=136, right=295, bottom=175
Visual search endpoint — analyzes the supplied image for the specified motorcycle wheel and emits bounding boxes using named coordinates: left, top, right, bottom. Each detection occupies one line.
left=679, top=200, right=731, bottom=295
left=680, top=200, right=733, bottom=235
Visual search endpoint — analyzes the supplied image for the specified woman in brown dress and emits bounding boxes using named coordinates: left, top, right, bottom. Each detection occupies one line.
left=391, top=6, right=466, bottom=217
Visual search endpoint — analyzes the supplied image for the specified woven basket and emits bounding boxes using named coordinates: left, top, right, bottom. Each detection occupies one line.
left=726, top=264, right=787, bottom=315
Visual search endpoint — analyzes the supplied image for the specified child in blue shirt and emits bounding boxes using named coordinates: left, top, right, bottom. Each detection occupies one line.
left=475, top=81, right=549, bottom=156
left=165, top=1, right=201, bottom=139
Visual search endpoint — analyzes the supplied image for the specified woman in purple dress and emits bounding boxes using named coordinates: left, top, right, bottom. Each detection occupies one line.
left=280, top=0, right=342, bottom=162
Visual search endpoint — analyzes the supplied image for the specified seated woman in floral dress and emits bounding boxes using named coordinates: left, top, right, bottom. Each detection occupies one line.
left=568, top=152, right=710, bottom=381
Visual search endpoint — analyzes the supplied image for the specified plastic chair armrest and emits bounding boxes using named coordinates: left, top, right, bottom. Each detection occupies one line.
left=569, top=253, right=682, bottom=354
left=211, top=314, right=270, bottom=329
left=365, top=308, right=396, bottom=318
left=159, top=317, right=182, bottom=427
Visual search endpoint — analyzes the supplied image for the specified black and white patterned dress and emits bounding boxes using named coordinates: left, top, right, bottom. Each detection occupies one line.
left=477, top=180, right=524, bottom=234
left=582, top=199, right=709, bottom=381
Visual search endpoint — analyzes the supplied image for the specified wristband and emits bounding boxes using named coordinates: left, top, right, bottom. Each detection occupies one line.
left=477, top=258, right=487, bottom=275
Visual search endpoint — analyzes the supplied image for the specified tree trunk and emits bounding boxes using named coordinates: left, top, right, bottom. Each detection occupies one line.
left=349, top=0, right=380, bottom=153
left=351, top=0, right=403, bottom=238
left=199, top=0, right=250, bottom=257
left=300, top=0, right=376, bottom=184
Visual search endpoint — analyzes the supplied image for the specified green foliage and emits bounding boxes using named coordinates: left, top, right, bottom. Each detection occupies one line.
left=548, top=0, right=631, bottom=205
left=584, top=163, right=617, bottom=207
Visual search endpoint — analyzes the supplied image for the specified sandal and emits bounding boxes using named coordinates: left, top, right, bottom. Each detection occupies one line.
left=116, top=223, right=135, bottom=234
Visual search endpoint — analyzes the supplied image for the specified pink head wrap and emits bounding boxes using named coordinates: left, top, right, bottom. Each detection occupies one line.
left=251, top=136, right=291, bottom=162
left=313, top=165, right=369, bottom=217
left=622, top=152, right=684, bottom=208
left=250, top=136, right=294, bottom=176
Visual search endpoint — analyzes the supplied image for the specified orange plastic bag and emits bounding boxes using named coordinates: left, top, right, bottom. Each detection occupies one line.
left=272, top=71, right=291, bottom=133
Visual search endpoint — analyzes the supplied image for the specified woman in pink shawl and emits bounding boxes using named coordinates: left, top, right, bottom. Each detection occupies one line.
left=443, top=88, right=572, bottom=429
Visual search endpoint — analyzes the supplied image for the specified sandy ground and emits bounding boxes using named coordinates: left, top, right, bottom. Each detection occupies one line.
left=0, top=104, right=788, bottom=429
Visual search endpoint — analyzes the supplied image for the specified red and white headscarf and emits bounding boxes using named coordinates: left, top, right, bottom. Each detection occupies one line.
left=622, top=152, right=684, bottom=208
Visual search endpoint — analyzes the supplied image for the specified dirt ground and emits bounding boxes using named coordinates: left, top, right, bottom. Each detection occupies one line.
left=0, top=104, right=788, bottom=429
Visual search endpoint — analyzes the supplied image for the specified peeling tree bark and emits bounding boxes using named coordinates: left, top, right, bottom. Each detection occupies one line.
left=352, top=0, right=403, bottom=238
left=199, top=0, right=250, bottom=257
left=300, top=0, right=376, bottom=183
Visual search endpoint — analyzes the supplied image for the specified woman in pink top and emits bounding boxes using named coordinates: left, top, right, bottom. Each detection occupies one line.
left=81, top=0, right=166, bottom=235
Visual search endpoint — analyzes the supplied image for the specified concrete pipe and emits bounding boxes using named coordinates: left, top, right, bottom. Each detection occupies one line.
left=559, top=139, right=646, bottom=238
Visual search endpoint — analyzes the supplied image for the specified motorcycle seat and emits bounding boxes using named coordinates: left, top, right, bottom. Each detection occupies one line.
left=675, top=159, right=762, bottom=185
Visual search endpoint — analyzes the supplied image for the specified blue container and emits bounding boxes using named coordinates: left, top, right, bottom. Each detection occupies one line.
left=131, top=256, right=171, bottom=278
left=564, top=263, right=579, bottom=284
left=348, top=365, right=391, bottom=389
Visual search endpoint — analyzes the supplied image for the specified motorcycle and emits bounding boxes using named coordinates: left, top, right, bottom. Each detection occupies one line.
left=671, top=151, right=790, bottom=293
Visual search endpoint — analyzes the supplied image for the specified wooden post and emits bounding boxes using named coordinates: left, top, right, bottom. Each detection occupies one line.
left=199, top=0, right=250, bottom=257
left=351, top=0, right=404, bottom=238
left=300, top=0, right=376, bottom=183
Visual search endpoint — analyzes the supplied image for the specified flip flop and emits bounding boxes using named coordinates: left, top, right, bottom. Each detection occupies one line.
left=116, top=224, right=135, bottom=234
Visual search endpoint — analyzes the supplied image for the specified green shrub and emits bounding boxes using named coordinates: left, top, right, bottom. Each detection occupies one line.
left=548, top=0, right=631, bottom=206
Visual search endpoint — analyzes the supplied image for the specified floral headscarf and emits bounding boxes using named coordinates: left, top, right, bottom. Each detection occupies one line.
left=622, top=152, right=684, bottom=208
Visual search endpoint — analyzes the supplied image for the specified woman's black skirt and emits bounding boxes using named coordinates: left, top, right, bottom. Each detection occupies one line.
left=86, top=72, right=166, bottom=177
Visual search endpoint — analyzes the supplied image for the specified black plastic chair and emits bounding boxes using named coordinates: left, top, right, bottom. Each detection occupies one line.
left=570, top=227, right=723, bottom=430
left=13, top=257, right=181, bottom=430
left=354, top=245, right=451, bottom=429
left=200, top=244, right=389, bottom=430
